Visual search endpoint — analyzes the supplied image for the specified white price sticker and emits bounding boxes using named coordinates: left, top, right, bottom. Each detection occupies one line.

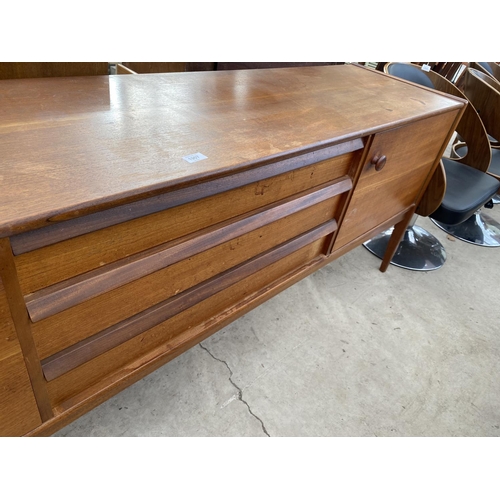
left=182, top=152, right=208, bottom=163
left=422, top=64, right=431, bottom=72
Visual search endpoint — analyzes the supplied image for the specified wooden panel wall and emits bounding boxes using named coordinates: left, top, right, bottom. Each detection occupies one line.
left=0, top=63, right=109, bottom=80
left=121, top=62, right=216, bottom=73
left=216, top=62, right=344, bottom=71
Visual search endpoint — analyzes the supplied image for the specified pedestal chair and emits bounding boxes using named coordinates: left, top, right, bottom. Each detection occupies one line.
left=364, top=63, right=500, bottom=269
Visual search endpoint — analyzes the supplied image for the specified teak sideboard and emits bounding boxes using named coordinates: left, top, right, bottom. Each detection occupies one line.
left=0, top=64, right=465, bottom=436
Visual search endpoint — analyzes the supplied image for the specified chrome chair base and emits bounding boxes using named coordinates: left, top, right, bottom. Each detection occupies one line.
left=492, top=194, right=500, bottom=205
left=431, top=210, right=500, bottom=247
left=363, top=225, right=446, bottom=271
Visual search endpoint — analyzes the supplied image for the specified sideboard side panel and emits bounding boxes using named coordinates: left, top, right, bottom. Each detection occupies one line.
left=0, top=275, right=42, bottom=436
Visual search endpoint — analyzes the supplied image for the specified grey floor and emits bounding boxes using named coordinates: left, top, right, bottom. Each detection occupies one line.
left=54, top=205, right=500, bottom=437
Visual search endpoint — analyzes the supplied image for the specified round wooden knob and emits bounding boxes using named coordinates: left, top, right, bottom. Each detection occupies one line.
left=371, top=155, right=387, bottom=171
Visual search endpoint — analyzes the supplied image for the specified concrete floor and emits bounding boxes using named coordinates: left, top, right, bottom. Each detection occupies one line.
left=54, top=205, right=500, bottom=437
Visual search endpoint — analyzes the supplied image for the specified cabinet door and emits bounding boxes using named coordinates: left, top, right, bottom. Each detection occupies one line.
left=334, top=112, right=457, bottom=249
left=0, top=277, right=42, bottom=436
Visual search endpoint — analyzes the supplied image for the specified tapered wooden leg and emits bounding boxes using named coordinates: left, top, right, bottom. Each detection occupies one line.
left=379, top=208, right=417, bottom=272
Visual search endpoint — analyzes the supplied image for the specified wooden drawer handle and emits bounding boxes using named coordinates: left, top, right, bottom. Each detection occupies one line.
left=11, top=138, right=364, bottom=255
left=25, top=177, right=352, bottom=323
left=40, top=219, right=338, bottom=381
left=370, top=155, right=387, bottom=171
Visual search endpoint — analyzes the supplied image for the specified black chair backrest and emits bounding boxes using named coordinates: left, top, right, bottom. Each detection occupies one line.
left=385, top=63, right=435, bottom=89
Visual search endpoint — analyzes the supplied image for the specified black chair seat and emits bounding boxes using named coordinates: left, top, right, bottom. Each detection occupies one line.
left=430, top=158, right=500, bottom=225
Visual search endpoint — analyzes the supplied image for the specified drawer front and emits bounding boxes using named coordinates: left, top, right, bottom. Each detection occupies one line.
left=15, top=149, right=358, bottom=296
left=32, top=192, right=345, bottom=360
left=46, top=237, right=329, bottom=407
left=333, top=112, right=457, bottom=249
left=25, top=173, right=351, bottom=393
left=0, top=278, right=42, bottom=436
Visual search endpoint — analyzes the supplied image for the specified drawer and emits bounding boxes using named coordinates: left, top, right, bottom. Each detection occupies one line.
left=333, top=112, right=457, bottom=249
left=14, top=145, right=361, bottom=296
left=26, top=176, right=350, bottom=388
left=46, top=236, right=330, bottom=408
left=32, top=186, right=348, bottom=361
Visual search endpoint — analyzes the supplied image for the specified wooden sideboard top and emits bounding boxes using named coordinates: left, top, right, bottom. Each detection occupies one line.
left=0, top=64, right=464, bottom=238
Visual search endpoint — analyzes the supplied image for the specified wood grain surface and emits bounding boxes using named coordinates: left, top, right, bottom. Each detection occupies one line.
left=122, top=63, right=216, bottom=74
left=116, top=64, right=136, bottom=75
left=423, top=66, right=492, bottom=172
left=0, top=240, right=52, bottom=421
left=42, top=220, right=337, bottom=381
left=0, top=64, right=466, bottom=435
left=415, top=161, right=447, bottom=217
left=382, top=63, right=488, bottom=213
left=334, top=112, right=458, bottom=249
left=470, top=62, right=500, bottom=83
left=121, top=62, right=187, bottom=73
left=31, top=197, right=344, bottom=360
left=12, top=141, right=359, bottom=258
left=464, top=68, right=500, bottom=146
left=46, top=238, right=328, bottom=406
left=0, top=62, right=108, bottom=80
left=216, top=62, right=342, bottom=71
left=0, top=276, right=42, bottom=435
left=25, top=178, right=351, bottom=322
left=0, top=64, right=464, bottom=238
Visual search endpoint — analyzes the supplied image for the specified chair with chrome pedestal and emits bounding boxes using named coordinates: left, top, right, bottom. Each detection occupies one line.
left=364, top=62, right=500, bottom=269
left=430, top=67, right=500, bottom=245
left=429, top=157, right=500, bottom=247
left=463, top=68, right=500, bottom=205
